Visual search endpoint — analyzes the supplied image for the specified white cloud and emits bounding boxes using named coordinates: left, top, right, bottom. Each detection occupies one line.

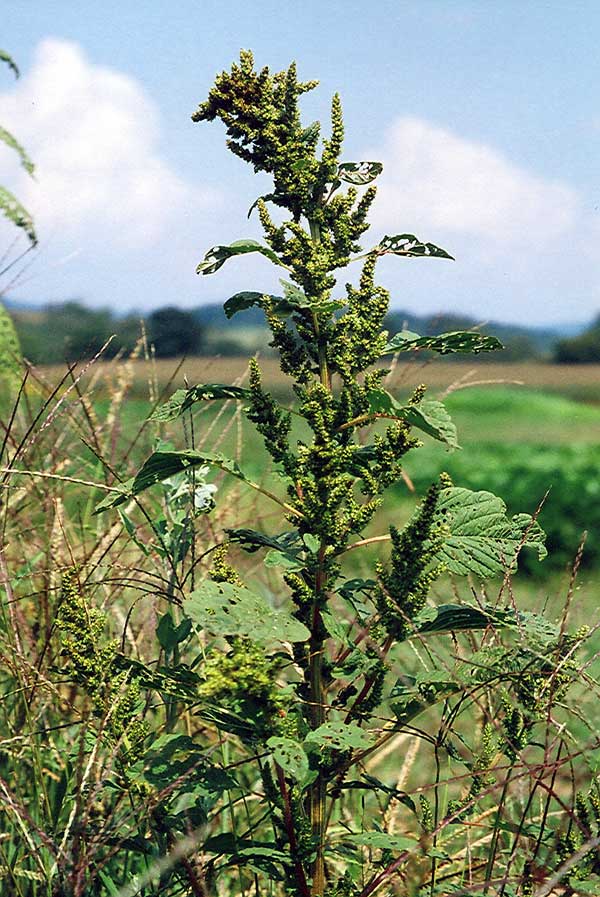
left=0, top=38, right=217, bottom=250
left=369, top=117, right=581, bottom=248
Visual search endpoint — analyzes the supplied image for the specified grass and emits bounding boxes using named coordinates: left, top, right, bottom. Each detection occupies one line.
left=2, top=355, right=600, bottom=895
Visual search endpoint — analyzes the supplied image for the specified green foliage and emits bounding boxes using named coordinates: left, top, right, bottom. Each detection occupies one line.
left=0, top=50, right=36, bottom=246
left=1, top=47, right=584, bottom=897
left=554, top=314, right=600, bottom=362
left=0, top=302, right=22, bottom=389
left=147, top=305, right=206, bottom=356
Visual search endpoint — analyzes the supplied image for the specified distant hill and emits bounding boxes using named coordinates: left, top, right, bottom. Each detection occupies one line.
left=192, top=302, right=585, bottom=360
left=2, top=295, right=590, bottom=362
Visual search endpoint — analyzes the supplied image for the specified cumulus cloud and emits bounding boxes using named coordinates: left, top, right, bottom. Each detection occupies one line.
left=0, top=38, right=216, bottom=250
left=369, top=117, right=581, bottom=249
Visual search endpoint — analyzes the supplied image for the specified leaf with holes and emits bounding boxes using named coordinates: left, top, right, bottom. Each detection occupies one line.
left=95, top=450, right=244, bottom=512
left=337, top=161, right=383, bottom=185
left=431, top=487, right=547, bottom=577
left=267, top=736, right=311, bottom=783
left=184, top=580, right=309, bottom=643
left=150, top=384, right=252, bottom=421
left=305, top=721, right=374, bottom=751
left=374, top=233, right=453, bottom=260
left=197, top=239, right=285, bottom=275
left=382, top=330, right=503, bottom=356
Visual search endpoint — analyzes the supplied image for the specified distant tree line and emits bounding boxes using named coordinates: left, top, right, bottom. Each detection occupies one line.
left=553, top=314, right=600, bottom=363
left=12, top=302, right=206, bottom=363
left=8, top=299, right=600, bottom=364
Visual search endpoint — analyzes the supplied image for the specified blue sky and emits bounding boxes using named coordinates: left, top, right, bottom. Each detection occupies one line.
left=2, top=0, right=600, bottom=326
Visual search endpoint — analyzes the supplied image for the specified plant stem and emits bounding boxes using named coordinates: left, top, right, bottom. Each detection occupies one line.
left=308, top=214, right=329, bottom=897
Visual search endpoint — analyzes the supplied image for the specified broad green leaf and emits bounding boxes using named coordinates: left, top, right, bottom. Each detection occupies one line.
left=202, top=834, right=290, bottom=878
left=142, top=734, right=235, bottom=820
left=390, top=672, right=460, bottom=726
left=345, top=832, right=418, bottom=851
left=305, top=721, right=374, bottom=751
left=375, top=233, right=454, bottom=260
left=0, top=185, right=37, bottom=245
left=226, top=528, right=303, bottom=564
left=0, top=302, right=23, bottom=390
left=412, top=603, right=511, bottom=637
left=432, top=487, right=547, bottom=577
left=402, top=400, right=459, bottom=448
left=197, top=239, right=285, bottom=275
left=224, top=290, right=293, bottom=319
left=337, top=161, right=383, bottom=185
left=156, top=612, right=192, bottom=651
left=267, top=736, right=310, bottom=783
left=0, top=50, right=19, bottom=78
left=95, top=450, right=244, bottom=512
left=367, top=389, right=458, bottom=447
left=184, top=580, right=310, bottom=643
left=0, top=126, right=34, bottom=176
left=382, top=330, right=503, bottom=356
left=150, top=384, right=252, bottom=422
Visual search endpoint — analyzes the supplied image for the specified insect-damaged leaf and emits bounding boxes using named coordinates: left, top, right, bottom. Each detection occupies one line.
left=197, top=239, right=286, bottom=275
left=267, top=736, right=310, bottom=783
left=382, top=330, right=503, bottom=356
left=184, top=580, right=309, bottom=643
left=94, top=450, right=245, bottom=512
left=432, top=487, right=547, bottom=578
left=304, top=721, right=374, bottom=751
left=150, top=384, right=252, bottom=422
left=337, top=161, right=383, bottom=185
left=374, top=233, right=453, bottom=260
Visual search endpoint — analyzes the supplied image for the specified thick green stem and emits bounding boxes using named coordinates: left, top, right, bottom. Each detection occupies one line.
left=308, top=214, right=329, bottom=897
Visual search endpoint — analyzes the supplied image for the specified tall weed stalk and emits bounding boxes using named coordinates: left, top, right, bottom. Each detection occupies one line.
left=1, top=51, right=600, bottom=897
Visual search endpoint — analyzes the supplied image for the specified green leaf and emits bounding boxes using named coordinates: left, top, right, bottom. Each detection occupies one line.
left=156, top=612, right=192, bottom=651
left=345, top=832, right=418, bottom=851
left=143, top=733, right=234, bottom=793
left=226, top=528, right=303, bottom=564
left=0, top=126, right=34, bottom=176
left=0, top=185, right=37, bottom=245
left=305, top=721, right=374, bottom=751
left=337, top=161, right=383, bottom=185
left=95, top=450, right=245, bottom=512
left=150, top=384, right=252, bottom=422
left=401, top=400, right=459, bottom=448
left=390, top=672, right=460, bottom=726
left=432, top=487, right=547, bottom=577
left=366, top=390, right=458, bottom=447
left=0, top=50, right=19, bottom=78
left=267, top=736, right=310, bottom=783
left=184, top=580, right=310, bottom=643
left=374, top=233, right=453, bottom=260
left=382, top=330, right=503, bottom=356
left=412, top=603, right=511, bottom=637
left=197, top=239, right=285, bottom=275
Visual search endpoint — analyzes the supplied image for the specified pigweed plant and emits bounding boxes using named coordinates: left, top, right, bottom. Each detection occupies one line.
left=2, top=51, right=600, bottom=897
